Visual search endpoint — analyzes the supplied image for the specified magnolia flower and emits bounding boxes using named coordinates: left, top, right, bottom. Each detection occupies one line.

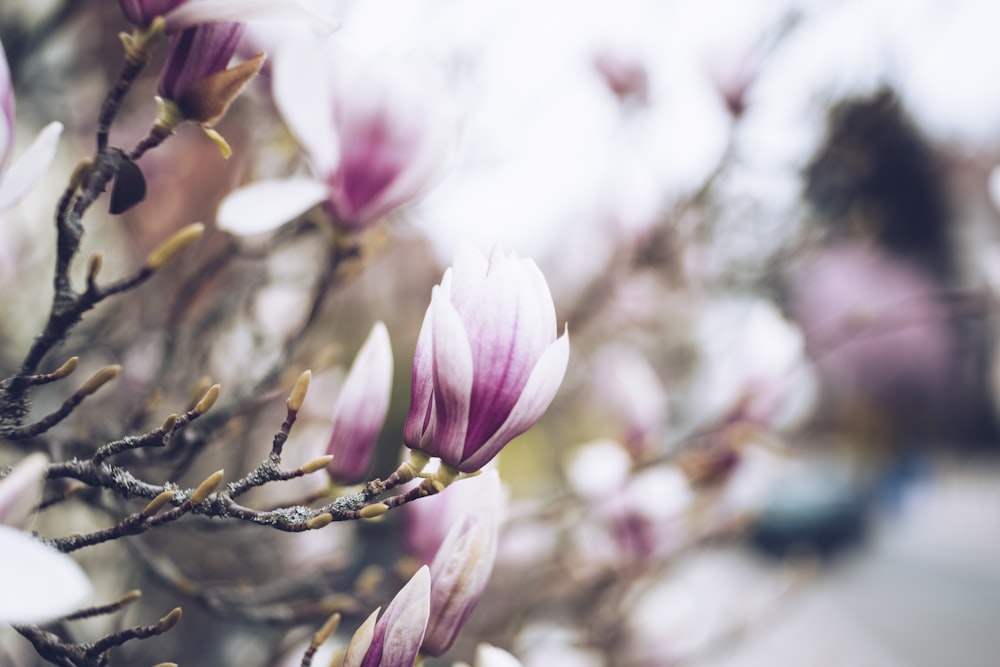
left=216, top=40, right=451, bottom=234
left=0, top=39, right=62, bottom=213
left=344, top=566, right=430, bottom=667
left=404, top=245, right=569, bottom=473
left=423, top=472, right=502, bottom=656
left=0, top=454, right=92, bottom=623
left=325, top=322, right=393, bottom=484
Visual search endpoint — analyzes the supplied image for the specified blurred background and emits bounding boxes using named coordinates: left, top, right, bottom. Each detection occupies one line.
left=2, top=0, right=1000, bottom=665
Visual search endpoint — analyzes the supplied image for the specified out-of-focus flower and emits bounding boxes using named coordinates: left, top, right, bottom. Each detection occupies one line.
left=590, top=345, right=668, bottom=454
left=789, top=242, right=956, bottom=428
left=0, top=39, right=62, bottom=213
left=0, top=452, right=48, bottom=529
left=343, top=566, right=430, bottom=667
left=325, top=322, right=393, bottom=484
left=0, top=455, right=92, bottom=624
left=687, top=297, right=817, bottom=431
left=475, top=644, right=524, bottom=667
left=422, top=478, right=502, bottom=656
left=216, top=41, right=451, bottom=234
left=157, top=22, right=263, bottom=129
left=404, top=466, right=504, bottom=565
left=403, top=245, right=569, bottom=474
left=592, top=49, right=649, bottom=107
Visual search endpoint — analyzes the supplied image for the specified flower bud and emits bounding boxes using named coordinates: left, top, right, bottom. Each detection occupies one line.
left=344, top=566, right=430, bottom=667
left=404, top=245, right=569, bottom=473
left=325, top=322, right=393, bottom=484
left=422, top=505, right=500, bottom=656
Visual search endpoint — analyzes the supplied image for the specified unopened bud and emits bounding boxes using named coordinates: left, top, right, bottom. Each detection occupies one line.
left=306, top=513, right=333, bottom=530
left=301, top=455, right=334, bottom=474
left=189, top=470, right=223, bottom=504
left=79, top=365, right=121, bottom=397
left=188, top=376, right=212, bottom=406
left=142, top=490, right=176, bottom=517
left=52, top=357, right=80, bottom=380
left=86, top=253, right=103, bottom=284
left=286, top=370, right=311, bottom=412
left=156, top=607, right=182, bottom=633
left=160, top=413, right=178, bottom=433
left=359, top=503, right=389, bottom=520
left=120, top=589, right=143, bottom=605
left=193, top=384, right=221, bottom=415
left=146, top=223, right=205, bottom=270
left=311, top=612, right=341, bottom=647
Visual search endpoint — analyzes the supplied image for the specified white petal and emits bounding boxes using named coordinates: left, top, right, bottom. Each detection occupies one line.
left=217, top=177, right=327, bottom=236
left=165, top=0, right=338, bottom=33
left=476, top=644, right=524, bottom=667
left=0, top=526, right=92, bottom=624
left=0, top=452, right=49, bottom=530
left=461, top=328, right=569, bottom=472
left=0, top=121, right=61, bottom=212
left=272, top=38, right=339, bottom=175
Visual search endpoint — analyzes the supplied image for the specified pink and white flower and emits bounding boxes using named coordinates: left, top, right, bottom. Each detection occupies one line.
left=217, top=40, right=451, bottom=234
left=343, top=566, right=431, bottom=667
left=403, top=245, right=569, bottom=473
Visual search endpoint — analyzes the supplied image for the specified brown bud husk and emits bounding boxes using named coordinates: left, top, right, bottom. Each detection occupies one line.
left=177, top=53, right=266, bottom=127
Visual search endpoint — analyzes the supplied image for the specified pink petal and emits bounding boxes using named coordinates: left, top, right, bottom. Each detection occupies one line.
left=460, top=328, right=569, bottom=472
left=404, top=300, right=436, bottom=448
